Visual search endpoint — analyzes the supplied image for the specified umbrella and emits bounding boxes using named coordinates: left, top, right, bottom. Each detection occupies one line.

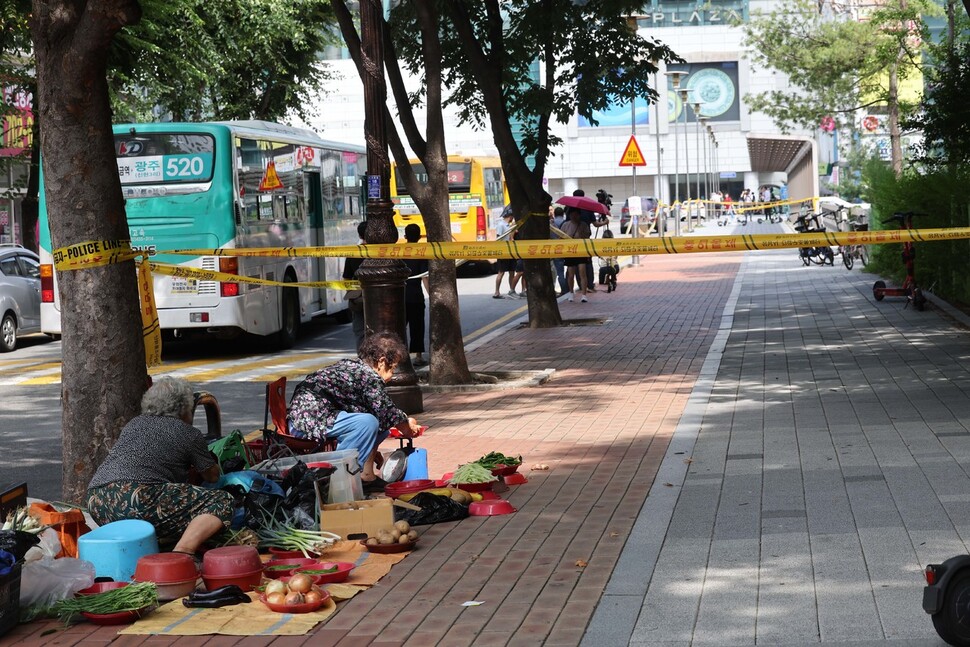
left=556, top=195, right=610, bottom=216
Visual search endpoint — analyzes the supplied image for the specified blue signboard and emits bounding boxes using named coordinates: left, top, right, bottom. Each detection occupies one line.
left=367, top=174, right=381, bottom=199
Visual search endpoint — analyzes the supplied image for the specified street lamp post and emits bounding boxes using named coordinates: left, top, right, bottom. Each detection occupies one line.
left=653, top=70, right=664, bottom=236
left=692, top=102, right=702, bottom=221
left=665, top=71, right=687, bottom=236
left=677, top=88, right=692, bottom=232
left=359, top=0, right=422, bottom=413
left=699, top=117, right=709, bottom=214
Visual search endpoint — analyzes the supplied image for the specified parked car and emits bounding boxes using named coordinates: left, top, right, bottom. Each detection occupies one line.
left=620, top=197, right=658, bottom=234
left=0, top=245, right=41, bottom=352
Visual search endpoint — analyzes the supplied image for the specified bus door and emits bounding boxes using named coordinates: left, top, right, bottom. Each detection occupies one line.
left=305, top=170, right=326, bottom=315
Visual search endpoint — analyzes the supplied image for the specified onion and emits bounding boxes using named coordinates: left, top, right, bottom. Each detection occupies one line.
left=267, top=591, right=286, bottom=605
left=304, top=590, right=323, bottom=605
left=287, top=573, right=313, bottom=594
left=284, top=591, right=305, bottom=606
left=265, top=579, right=287, bottom=596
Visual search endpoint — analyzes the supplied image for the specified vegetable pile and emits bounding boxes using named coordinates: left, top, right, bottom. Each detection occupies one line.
left=1, top=506, right=43, bottom=534
left=52, top=582, right=158, bottom=623
left=474, top=452, right=522, bottom=469
left=364, top=520, right=417, bottom=546
left=262, top=573, right=327, bottom=609
left=448, top=462, right=498, bottom=485
left=254, top=509, right=340, bottom=557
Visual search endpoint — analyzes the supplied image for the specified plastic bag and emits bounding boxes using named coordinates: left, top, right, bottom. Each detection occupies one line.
left=23, top=528, right=61, bottom=562
left=29, top=502, right=91, bottom=558
left=0, top=530, right=40, bottom=561
left=284, top=464, right=335, bottom=524
left=19, top=556, right=95, bottom=608
left=393, top=492, right=469, bottom=526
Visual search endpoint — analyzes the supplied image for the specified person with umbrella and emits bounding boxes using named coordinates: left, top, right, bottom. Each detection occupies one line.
left=557, top=190, right=610, bottom=292
left=560, top=206, right=592, bottom=302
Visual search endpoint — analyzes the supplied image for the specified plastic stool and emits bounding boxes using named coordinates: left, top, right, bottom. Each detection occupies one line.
left=77, top=519, right=159, bottom=582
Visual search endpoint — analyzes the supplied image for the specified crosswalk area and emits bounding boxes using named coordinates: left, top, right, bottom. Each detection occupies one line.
left=0, top=350, right=357, bottom=386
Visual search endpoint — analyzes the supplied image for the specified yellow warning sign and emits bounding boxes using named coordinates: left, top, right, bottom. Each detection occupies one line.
left=619, top=135, right=646, bottom=167
left=259, top=161, right=284, bottom=191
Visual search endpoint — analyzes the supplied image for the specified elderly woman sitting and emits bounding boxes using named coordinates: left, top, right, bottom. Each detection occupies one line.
left=86, top=377, right=234, bottom=555
left=288, top=332, right=419, bottom=490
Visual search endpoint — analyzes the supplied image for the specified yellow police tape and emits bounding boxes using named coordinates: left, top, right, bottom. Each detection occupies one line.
left=52, top=226, right=970, bottom=368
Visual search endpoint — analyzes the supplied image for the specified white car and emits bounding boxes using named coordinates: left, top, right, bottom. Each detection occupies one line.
left=0, top=245, right=41, bottom=352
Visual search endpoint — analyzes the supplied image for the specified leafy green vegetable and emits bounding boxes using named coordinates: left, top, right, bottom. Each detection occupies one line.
left=449, top=462, right=498, bottom=485
left=474, top=452, right=523, bottom=469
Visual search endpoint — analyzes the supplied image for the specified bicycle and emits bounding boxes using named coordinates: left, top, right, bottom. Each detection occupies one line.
left=873, top=211, right=927, bottom=310
left=839, top=215, right=870, bottom=270
left=793, top=212, right=835, bottom=266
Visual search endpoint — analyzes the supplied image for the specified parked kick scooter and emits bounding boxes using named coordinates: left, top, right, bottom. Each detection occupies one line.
left=872, top=211, right=927, bottom=311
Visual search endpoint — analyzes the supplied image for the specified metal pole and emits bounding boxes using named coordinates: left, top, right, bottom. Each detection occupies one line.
left=631, top=91, right=639, bottom=266
left=699, top=118, right=708, bottom=215
left=653, top=71, right=664, bottom=236
left=678, top=88, right=691, bottom=232
left=692, top=103, right=702, bottom=222
left=359, top=0, right=422, bottom=413
left=665, top=71, right=686, bottom=236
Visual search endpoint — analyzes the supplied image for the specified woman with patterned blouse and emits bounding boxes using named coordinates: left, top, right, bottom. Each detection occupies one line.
left=288, top=332, right=419, bottom=489
left=86, top=378, right=234, bottom=556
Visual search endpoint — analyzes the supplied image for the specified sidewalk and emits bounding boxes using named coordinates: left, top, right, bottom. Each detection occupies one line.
left=4, top=229, right=962, bottom=646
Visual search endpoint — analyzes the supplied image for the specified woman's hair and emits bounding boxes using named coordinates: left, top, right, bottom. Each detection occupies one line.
left=358, top=332, right=407, bottom=369
left=141, top=377, right=195, bottom=419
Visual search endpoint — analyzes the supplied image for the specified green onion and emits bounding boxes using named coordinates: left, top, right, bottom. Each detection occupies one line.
left=298, top=566, right=339, bottom=574
left=253, top=504, right=340, bottom=557
left=52, top=582, right=158, bottom=624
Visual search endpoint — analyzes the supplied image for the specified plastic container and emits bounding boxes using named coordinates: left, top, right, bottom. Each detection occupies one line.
left=402, top=448, right=429, bottom=480
left=490, top=464, right=520, bottom=477
left=504, top=473, right=529, bottom=485
left=454, top=481, right=495, bottom=493
left=295, top=562, right=355, bottom=584
left=0, top=560, right=22, bottom=638
left=77, top=519, right=159, bottom=583
left=263, top=558, right=319, bottom=578
left=254, top=449, right=363, bottom=504
left=132, top=553, right=198, bottom=601
left=201, top=546, right=263, bottom=591
left=259, top=590, right=330, bottom=614
left=360, top=538, right=417, bottom=554
left=384, top=479, right=435, bottom=498
left=469, top=499, right=517, bottom=516
left=77, top=582, right=153, bottom=625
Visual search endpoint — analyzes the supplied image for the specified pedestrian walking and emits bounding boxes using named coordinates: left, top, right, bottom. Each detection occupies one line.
left=561, top=207, right=591, bottom=302
left=402, top=224, right=429, bottom=366
left=493, top=210, right=518, bottom=299
left=550, top=207, right=568, bottom=295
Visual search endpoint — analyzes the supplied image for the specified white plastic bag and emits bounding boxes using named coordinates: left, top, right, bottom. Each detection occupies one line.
left=23, top=528, right=61, bottom=562
left=19, top=556, right=95, bottom=607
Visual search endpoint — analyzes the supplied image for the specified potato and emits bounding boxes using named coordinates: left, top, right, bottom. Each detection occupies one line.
left=379, top=534, right=396, bottom=545
left=366, top=537, right=378, bottom=546
left=394, top=520, right=410, bottom=534
left=398, top=534, right=410, bottom=544
left=390, top=529, right=402, bottom=540
left=407, top=530, right=418, bottom=541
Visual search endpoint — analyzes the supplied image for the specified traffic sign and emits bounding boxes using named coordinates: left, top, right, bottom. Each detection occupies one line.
left=258, top=161, right=284, bottom=191
left=619, top=135, right=646, bottom=167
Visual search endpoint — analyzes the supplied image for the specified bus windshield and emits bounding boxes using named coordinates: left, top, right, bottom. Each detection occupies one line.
left=395, top=162, right=472, bottom=194
left=114, top=132, right=215, bottom=187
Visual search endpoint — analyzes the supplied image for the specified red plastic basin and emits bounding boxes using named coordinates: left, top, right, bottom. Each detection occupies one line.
left=384, top=479, right=435, bottom=498
left=468, top=499, right=517, bottom=516
left=134, top=553, right=198, bottom=584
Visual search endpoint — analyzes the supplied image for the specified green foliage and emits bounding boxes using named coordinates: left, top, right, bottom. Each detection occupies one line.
left=109, top=0, right=339, bottom=122
left=389, top=0, right=680, bottom=172
left=740, top=0, right=930, bottom=132
left=902, top=18, right=970, bottom=169
left=865, top=160, right=970, bottom=305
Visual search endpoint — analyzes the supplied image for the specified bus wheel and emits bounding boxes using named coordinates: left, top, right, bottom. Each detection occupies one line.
left=276, top=280, right=300, bottom=349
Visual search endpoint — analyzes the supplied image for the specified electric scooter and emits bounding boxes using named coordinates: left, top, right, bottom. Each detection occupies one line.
left=924, top=555, right=970, bottom=645
left=872, top=211, right=927, bottom=311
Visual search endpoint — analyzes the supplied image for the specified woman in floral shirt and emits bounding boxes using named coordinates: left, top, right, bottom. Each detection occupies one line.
left=288, top=332, right=419, bottom=489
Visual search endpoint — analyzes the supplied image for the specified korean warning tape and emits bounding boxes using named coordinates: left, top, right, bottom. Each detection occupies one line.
left=164, top=226, right=970, bottom=260
left=52, top=240, right=360, bottom=290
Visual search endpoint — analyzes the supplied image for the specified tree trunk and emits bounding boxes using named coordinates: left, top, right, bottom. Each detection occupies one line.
left=446, top=0, right=561, bottom=327
left=32, top=0, right=147, bottom=503
left=331, top=0, right=474, bottom=384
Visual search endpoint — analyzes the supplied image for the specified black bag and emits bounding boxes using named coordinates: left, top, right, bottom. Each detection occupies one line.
left=393, top=492, right=468, bottom=526
left=0, top=529, right=39, bottom=561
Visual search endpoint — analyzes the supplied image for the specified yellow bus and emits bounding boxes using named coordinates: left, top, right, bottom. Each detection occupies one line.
left=391, top=155, right=509, bottom=242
